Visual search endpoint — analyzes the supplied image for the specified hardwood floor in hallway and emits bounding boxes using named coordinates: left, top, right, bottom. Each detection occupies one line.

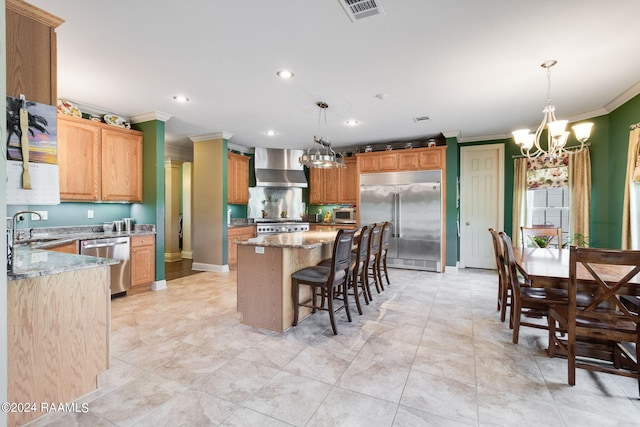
left=164, top=258, right=201, bottom=281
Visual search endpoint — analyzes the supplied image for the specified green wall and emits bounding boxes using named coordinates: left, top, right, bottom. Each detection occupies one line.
left=132, top=119, right=166, bottom=282
left=457, top=92, right=640, bottom=253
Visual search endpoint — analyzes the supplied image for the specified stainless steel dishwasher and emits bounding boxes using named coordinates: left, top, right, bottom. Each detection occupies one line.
left=80, top=236, right=131, bottom=296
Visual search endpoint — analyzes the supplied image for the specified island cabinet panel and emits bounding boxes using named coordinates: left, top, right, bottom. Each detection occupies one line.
left=228, top=152, right=250, bottom=204
left=101, top=128, right=143, bottom=202
left=57, top=115, right=143, bottom=202
left=237, top=244, right=329, bottom=332
left=8, top=266, right=109, bottom=427
left=57, top=116, right=101, bottom=201
left=131, top=235, right=155, bottom=288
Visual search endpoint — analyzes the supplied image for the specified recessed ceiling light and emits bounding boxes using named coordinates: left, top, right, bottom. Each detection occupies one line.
left=173, top=95, right=189, bottom=103
left=345, top=120, right=359, bottom=126
left=276, top=70, right=294, bottom=79
left=265, top=130, right=277, bottom=136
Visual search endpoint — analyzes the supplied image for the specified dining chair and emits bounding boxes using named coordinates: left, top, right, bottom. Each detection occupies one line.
left=376, top=221, right=393, bottom=289
left=520, top=226, right=562, bottom=250
left=292, top=228, right=356, bottom=335
left=500, top=232, right=568, bottom=344
left=548, top=246, right=640, bottom=394
left=489, top=228, right=510, bottom=321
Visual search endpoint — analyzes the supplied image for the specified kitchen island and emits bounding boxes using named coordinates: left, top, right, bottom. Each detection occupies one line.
left=7, top=247, right=117, bottom=426
left=236, top=230, right=344, bottom=332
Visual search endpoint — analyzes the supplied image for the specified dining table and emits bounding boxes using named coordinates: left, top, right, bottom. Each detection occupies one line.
left=515, top=247, right=640, bottom=295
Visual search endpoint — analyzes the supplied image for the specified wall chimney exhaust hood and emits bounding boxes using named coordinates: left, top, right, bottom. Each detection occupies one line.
left=253, top=147, right=308, bottom=188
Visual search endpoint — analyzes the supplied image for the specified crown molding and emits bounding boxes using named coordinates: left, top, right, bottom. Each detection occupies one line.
left=604, top=80, right=640, bottom=113
left=442, top=130, right=460, bottom=139
left=189, top=132, right=234, bottom=142
left=130, top=111, right=173, bottom=123
left=228, top=142, right=252, bottom=154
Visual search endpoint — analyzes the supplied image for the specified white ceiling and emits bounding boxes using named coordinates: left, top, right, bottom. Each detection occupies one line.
left=27, top=0, right=640, bottom=153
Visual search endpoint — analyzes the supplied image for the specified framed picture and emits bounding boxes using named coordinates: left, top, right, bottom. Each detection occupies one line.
left=6, top=95, right=58, bottom=164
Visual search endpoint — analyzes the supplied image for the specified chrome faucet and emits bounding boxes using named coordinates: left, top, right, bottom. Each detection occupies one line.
left=7, top=210, right=42, bottom=271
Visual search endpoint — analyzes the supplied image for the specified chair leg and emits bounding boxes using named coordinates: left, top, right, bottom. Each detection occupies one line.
left=342, top=281, right=352, bottom=323
left=350, top=271, right=363, bottom=315
left=512, top=298, right=521, bottom=344
left=327, top=286, right=338, bottom=335
left=568, top=335, right=576, bottom=386
left=292, top=280, right=299, bottom=326
left=499, top=281, right=509, bottom=322
left=359, top=269, right=370, bottom=305
left=375, top=257, right=385, bottom=292
left=363, top=268, right=374, bottom=302
left=382, top=255, right=390, bottom=286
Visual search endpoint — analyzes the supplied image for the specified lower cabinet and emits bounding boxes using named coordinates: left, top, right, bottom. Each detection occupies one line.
left=131, top=235, right=155, bottom=289
left=228, top=226, right=256, bottom=265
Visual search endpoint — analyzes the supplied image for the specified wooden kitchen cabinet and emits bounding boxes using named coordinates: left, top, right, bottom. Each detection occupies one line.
left=228, top=226, right=256, bottom=265
left=131, top=235, right=155, bottom=288
left=358, top=146, right=445, bottom=173
left=338, top=157, right=358, bottom=203
left=57, top=115, right=101, bottom=200
left=309, top=162, right=352, bottom=204
left=101, top=127, right=143, bottom=202
left=228, top=152, right=250, bottom=204
left=57, top=115, right=143, bottom=202
left=6, top=0, right=64, bottom=105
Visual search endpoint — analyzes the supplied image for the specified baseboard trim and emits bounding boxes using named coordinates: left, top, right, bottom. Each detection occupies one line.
left=151, top=280, right=167, bottom=291
left=192, top=262, right=229, bottom=273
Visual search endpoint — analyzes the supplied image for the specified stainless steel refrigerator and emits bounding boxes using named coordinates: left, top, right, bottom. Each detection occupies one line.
left=359, top=170, right=443, bottom=272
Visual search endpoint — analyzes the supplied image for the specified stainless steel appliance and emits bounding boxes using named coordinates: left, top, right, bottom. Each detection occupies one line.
left=333, top=207, right=356, bottom=224
left=256, top=220, right=310, bottom=235
left=254, top=147, right=308, bottom=188
left=80, top=236, right=131, bottom=295
left=359, top=170, right=443, bottom=272
left=307, top=213, right=322, bottom=223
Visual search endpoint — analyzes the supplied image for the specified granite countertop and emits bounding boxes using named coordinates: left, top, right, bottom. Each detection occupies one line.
left=8, top=224, right=156, bottom=281
left=15, top=224, right=156, bottom=250
left=236, top=230, right=339, bottom=249
left=8, top=246, right=119, bottom=281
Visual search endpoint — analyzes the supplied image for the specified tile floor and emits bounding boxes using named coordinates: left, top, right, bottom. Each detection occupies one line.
left=30, top=267, right=640, bottom=426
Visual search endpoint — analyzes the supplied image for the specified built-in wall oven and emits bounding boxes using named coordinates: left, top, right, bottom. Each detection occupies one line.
left=80, top=236, right=131, bottom=296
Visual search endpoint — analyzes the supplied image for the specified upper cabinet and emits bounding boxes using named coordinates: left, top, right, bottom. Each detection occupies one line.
left=6, top=0, right=64, bottom=105
left=228, top=152, right=250, bottom=204
left=309, top=156, right=358, bottom=205
left=57, top=115, right=143, bottom=202
left=358, top=146, right=446, bottom=173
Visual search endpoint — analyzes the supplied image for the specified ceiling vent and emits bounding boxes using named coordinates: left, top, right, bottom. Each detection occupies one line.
left=413, top=116, right=430, bottom=123
left=339, top=0, right=385, bottom=22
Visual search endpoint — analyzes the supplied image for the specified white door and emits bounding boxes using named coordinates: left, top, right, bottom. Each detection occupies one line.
left=460, top=144, right=504, bottom=269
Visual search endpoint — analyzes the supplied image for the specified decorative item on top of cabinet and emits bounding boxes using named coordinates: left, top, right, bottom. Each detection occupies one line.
left=228, top=152, right=250, bottom=204
left=57, top=115, right=143, bottom=202
left=228, top=226, right=256, bottom=265
left=6, top=0, right=64, bottom=105
left=131, top=235, right=155, bottom=290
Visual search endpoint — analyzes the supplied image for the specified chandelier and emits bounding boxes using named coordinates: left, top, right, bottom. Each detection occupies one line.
left=299, top=101, right=346, bottom=169
left=512, top=60, right=593, bottom=159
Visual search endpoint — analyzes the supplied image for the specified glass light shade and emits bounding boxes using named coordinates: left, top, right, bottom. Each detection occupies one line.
left=572, top=122, right=593, bottom=142
left=547, top=120, right=568, bottom=138
left=522, top=133, right=535, bottom=150
left=512, top=129, right=531, bottom=146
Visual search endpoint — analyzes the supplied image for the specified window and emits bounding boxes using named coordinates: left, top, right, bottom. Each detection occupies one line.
left=526, top=186, right=569, bottom=248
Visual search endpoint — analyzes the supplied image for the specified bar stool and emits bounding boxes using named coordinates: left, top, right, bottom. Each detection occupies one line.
left=292, top=228, right=356, bottom=335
